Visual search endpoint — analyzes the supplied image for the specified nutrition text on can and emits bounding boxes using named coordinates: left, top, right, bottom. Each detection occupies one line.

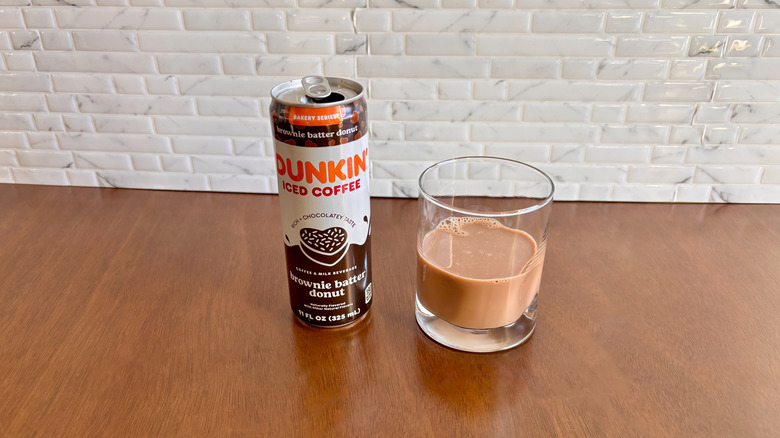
left=270, top=76, right=372, bottom=328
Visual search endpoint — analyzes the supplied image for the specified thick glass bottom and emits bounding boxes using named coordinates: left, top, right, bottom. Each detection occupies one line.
left=415, top=295, right=537, bottom=353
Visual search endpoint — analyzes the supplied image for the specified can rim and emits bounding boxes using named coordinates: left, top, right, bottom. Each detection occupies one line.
left=270, top=77, right=365, bottom=108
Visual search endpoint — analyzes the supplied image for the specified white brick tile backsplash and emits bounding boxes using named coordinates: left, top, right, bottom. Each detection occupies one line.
left=358, top=57, right=489, bottom=79
left=267, top=33, right=333, bottom=54
left=0, top=113, right=34, bottom=131
left=406, top=34, right=474, bottom=56
left=606, top=12, right=642, bottom=34
left=55, top=8, right=182, bottom=30
left=0, top=2, right=774, bottom=202
left=479, top=35, right=614, bottom=57
left=15, top=151, right=73, bottom=168
left=756, top=11, right=780, bottom=33
left=34, top=52, right=156, bottom=74
left=0, top=8, right=24, bottom=29
left=139, top=32, right=265, bottom=53
left=113, top=75, right=147, bottom=94
left=368, top=34, right=403, bottom=55
left=616, top=36, right=688, bottom=58
left=287, top=10, right=353, bottom=32
left=394, top=10, right=530, bottom=33
left=22, top=8, right=55, bottom=28
left=39, top=31, right=73, bottom=51
left=5, top=51, right=36, bottom=71
left=58, top=133, right=171, bottom=153
left=255, top=56, right=322, bottom=76
left=183, top=9, right=251, bottom=31
left=643, top=11, right=718, bottom=34
left=523, top=103, right=589, bottom=123
left=72, top=31, right=138, bottom=52
left=532, top=11, right=604, bottom=33
left=491, top=58, right=560, bottom=79
left=11, top=31, right=42, bottom=51
left=0, top=131, right=28, bottom=149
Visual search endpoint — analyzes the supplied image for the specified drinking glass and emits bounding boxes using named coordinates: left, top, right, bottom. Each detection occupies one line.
left=416, top=156, right=554, bottom=353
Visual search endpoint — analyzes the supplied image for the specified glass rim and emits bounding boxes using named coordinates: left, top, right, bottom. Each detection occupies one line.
left=417, top=156, right=555, bottom=217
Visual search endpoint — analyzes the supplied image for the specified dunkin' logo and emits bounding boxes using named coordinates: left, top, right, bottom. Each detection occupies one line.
left=276, top=149, right=368, bottom=184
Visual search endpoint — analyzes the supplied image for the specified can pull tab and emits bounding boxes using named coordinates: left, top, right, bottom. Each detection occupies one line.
left=302, top=76, right=331, bottom=99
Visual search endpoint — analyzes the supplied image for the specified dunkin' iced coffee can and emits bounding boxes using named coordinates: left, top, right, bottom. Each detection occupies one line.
left=270, top=76, right=372, bottom=328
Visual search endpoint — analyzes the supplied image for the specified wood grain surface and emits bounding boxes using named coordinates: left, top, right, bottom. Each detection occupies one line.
left=1, top=184, right=779, bottom=437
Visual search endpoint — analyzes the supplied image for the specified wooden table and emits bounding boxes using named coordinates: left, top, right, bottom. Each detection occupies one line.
left=1, top=184, right=779, bottom=437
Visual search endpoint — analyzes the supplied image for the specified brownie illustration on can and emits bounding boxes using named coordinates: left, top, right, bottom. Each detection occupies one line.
left=270, top=76, right=372, bottom=328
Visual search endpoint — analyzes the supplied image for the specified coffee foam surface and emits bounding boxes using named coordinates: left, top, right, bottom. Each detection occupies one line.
left=436, top=217, right=502, bottom=236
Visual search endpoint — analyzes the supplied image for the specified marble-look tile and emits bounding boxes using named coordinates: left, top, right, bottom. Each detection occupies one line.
left=597, top=59, right=667, bottom=80
left=76, top=94, right=195, bottom=115
left=368, top=34, right=403, bottom=55
left=155, top=116, right=269, bottom=137
left=369, top=79, right=436, bottom=100
left=606, top=12, right=642, bottom=33
left=643, top=11, right=718, bottom=34
left=10, top=30, right=42, bottom=50
left=287, top=9, right=353, bottom=32
left=370, top=122, right=405, bottom=141
left=0, top=150, right=18, bottom=167
left=93, top=115, right=154, bottom=134
left=157, top=54, right=221, bottom=75
left=714, top=81, right=780, bottom=102
left=68, top=170, right=98, bottom=187
left=336, top=34, right=367, bottom=55
left=371, top=0, right=438, bottom=7
left=223, top=55, right=255, bottom=75
left=491, top=58, right=561, bottom=79
left=183, top=9, right=250, bottom=31
left=393, top=10, right=530, bottom=33
left=162, top=155, right=192, bottom=173
left=578, top=184, right=613, bottom=201
left=209, top=175, right=271, bottom=193
left=95, top=170, right=209, bottom=191
left=46, top=94, right=78, bottom=112
left=611, top=184, right=676, bottom=202
left=551, top=145, right=586, bottom=163
left=357, top=57, right=489, bottom=78
left=0, top=112, right=34, bottom=130
left=532, top=11, right=604, bottom=33
left=591, top=104, right=626, bottom=123
left=405, top=122, right=469, bottom=142
left=674, top=185, right=711, bottom=203
left=62, top=114, right=95, bottom=133
left=406, top=34, right=475, bottom=56
left=6, top=51, right=38, bottom=71
left=372, top=160, right=433, bottom=180
left=694, top=165, right=761, bottom=184
left=0, top=73, right=51, bottom=92
left=669, top=59, right=707, bottom=80
left=644, top=82, right=714, bottom=102
left=0, top=8, right=24, bottom=28
left=601, top=125, right=669, bottom=144
left=627, top=165, right=694, bottom=183
left=35, top=52, right=155, bottom=73
left=15, top=151, right=72, bottom=168
left=702, top=125, right=739, bottom=145
left=616, top=36, right=688, bottom=57
left=132, top=154, right=163, bottom=171
left=626, top=104, right=695, bottom=124
left=0, top=132, right=28, bottom=149
left=58, top=133, right=171, bottom=153
left=761, top=167, right=780, bottom=184
left=233, top=138, right=268, bottom=157
left=74, top=152, right=133, bottom=170
left=178, top=76, right=279, bottom=97
left=22, top=8, right=55, bottom=28
left=740, top=125, right=780, bottom=144
left=370, top=141, right=482, bottom=161
left=437, top=80, right=472, bottom=100
left=755, top=11, right=780, bottom=33
left=191, top=156, right=275, bottom=175
left=652, top=146, right=687, bottom=164
left=113, top=75, right=146, bottom=94
left=52, top=73, right=112, bottom=93
left=33, top=114, right=64, bottom=132
left=724, top=36, right=763, bottom=57
left=28, top=132, right=59, bottom=149
left=586, top=145, right=652, bottom=163
left=688, top=36, right=726, bottom=57
left=509, top=81, right=641, bottom=102
left=663, top=0, right=735, bottom=7
left=12, top=168, right=69, bottom=186
left=252, top=10, right=285, bottom=31
left=146, top=76, right=178, bottom=95
left=524, top=103, right=590, bottom=122
left=708, top=59, right=780, bottom=80
left=521, top=0, right=659, bottom=7
left=670, top=126, right=704, bottom=145
left=473, top=80, right=508, bottom=100
left=472, top=123, right=600, bottom=143
left=354, top=9, right=390, bottom=32
left=479, top=35, right=614, bottom=57
left=196, top=97, right=259, bottom=117
left=298, top=0, right=366, bottom=7
left=731, top=104, right=780, bottom=123
left=484, top=143, right=551, bottom=163
left=718, top=10, right=755, bottom=33
left=562, top=59, right=598, bottom=80
left=39, top=31, right=74, bottom=51
left=535, top=163, right=628, bottom=183
left=55, top=7, right=182, bottom=29
left=256, top=56, right=322, bottom=76
left=709, top=185, right=780, bottom=203
left=73, top=30, right=137, bottom=52
left=139, top=32, right=266, bottom=53
left=686, top=146, right=780, bottom=165
left=694, top=104, right=731, bottom=124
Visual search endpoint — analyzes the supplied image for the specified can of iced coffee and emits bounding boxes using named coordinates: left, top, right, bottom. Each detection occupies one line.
left=270, top=76, right=372, bottom=328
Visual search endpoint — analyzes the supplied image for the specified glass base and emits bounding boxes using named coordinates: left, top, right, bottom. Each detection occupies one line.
left=415, top=295, right=537, bottom=353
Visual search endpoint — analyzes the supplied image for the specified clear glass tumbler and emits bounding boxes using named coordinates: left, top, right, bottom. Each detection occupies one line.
left=416, top=156, right=554, bottom=353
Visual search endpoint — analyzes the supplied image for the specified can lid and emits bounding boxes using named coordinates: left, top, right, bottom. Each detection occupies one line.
left=271, top=76, right=364, bottom=108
